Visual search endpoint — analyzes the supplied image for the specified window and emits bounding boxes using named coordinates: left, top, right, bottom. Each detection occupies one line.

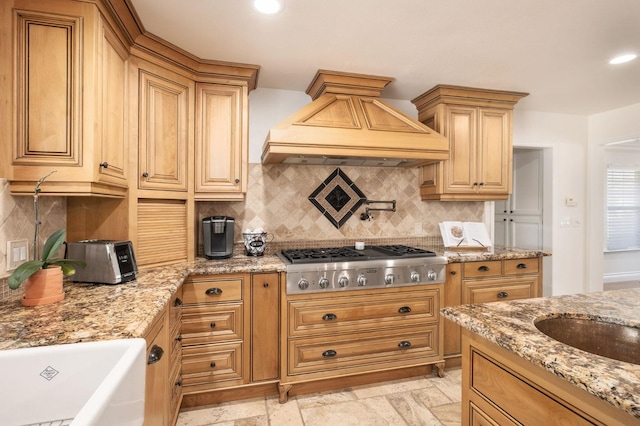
left=606, top=167, right=640, bottom=251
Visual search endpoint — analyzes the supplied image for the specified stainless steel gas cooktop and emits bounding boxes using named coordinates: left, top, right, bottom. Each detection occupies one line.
left=278, top=245, right=447, bottom=294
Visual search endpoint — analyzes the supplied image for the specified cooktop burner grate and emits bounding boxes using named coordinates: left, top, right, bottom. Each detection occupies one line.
left=280, top=245, right=436, bottom=264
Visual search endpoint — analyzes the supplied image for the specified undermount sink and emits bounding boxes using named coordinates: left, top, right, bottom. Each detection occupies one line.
left=535, top=316, right=640, bottom=365
left=0, top=338, right=146, bottom=425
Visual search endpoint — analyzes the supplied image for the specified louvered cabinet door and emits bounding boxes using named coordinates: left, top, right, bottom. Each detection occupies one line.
left=136, top=199, right=188, bottom=266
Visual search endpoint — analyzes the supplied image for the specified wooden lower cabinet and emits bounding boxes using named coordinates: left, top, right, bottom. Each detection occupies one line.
left=443, top=257, right=542, bottom=366
left=462, top=330, right=639, bottom=425
left=278, top=285, right=444, bottom=403
left=142, top=286, right=183, bottom=426
left=180, top=272, right=281, bottom=406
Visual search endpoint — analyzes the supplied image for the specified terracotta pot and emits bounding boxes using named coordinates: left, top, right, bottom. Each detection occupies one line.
left=22, top=266, right=64, bottom=307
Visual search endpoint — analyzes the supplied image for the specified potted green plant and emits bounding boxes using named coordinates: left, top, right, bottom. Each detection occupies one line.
left=7, top=172, right=85, bottom=306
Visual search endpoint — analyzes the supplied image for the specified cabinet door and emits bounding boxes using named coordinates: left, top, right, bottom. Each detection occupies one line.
left=144, top=311, right=168, bottom=426
left=138, top=66, right=190, bottom=192
left=444, top=263, right=462, bottom=358
left=251, top=273, right=280, bottom=381
left=443, top=106, right=478, bottom=193
left=477, top=108, right=511, bottom=194
left=98, top=22, right=128, bottom=186
left=195, top=83, right=247, bottom=200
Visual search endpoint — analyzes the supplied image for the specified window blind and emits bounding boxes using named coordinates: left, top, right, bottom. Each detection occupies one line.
left=606, top=168, right=640, bottom=251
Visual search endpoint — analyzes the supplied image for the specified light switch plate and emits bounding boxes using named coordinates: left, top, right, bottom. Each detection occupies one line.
left=6, top=239, right=29, bottom=271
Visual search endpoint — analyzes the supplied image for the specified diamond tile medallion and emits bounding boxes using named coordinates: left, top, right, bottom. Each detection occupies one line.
left=309, top=168, right=367, bottom=229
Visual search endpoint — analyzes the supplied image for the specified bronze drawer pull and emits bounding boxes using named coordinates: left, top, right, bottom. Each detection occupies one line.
left=497, top=291, right=509, bottom=298
left=175, top=336, right=182, bottom=342
left=478, top=265, right=490, bottom=272
left=210, top=362, right=216, bottom=368
left=205, top=287, right=223, bottom=296
left=517, top=263, right=527, bottom=269
left=210, top=322, right=216, bottom=328
left=99, top=161, right=109, bottom=168
left=398, top=306, right=412, bottom=314
left=322, top=313, right=337, bottom=321
left=175, top=379, right=182, bottom=387
left=398, top=341, right=412, bottom=348
left=263, top=282, right=269, bottom=288
left=322, top=350, right=337, bottom=358
left=147, top=345, right=164, bottom=365
left=174, top=297, right=183, bottom=307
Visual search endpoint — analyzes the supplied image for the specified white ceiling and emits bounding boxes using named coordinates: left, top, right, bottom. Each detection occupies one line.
left=129, top=0, right=640, bottom=115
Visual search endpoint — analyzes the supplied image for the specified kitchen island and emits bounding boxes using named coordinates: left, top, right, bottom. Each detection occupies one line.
left=442, top=288, right=640, bottom=424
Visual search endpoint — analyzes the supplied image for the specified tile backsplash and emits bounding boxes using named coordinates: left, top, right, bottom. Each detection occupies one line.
left=197, top=164, right=484, bottom=251
left=0, top=179, right=66, bottom=298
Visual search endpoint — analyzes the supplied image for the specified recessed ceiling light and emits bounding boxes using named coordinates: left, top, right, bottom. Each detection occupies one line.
left=253, top=0, right=283, bottom=15
left=609, top=54, right=637, bottom=65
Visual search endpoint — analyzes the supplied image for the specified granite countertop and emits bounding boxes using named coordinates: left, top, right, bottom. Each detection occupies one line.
left=441, top=288, right=640, bottom=419
left=0, top=245, right=546, bottom=352
left=443, top=246, right=551, bottom=262
left=0, top=255, right=286, bottom=351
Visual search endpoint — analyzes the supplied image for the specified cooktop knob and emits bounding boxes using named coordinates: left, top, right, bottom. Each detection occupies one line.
left=410, top=271, right=420, bottom=282
left=357, top=273, right=367, bottom=286
left=338, top=276, right=349, bottom=288
left=384, top=274, right=395, bottom=285
left=298, top=278, right=310, bottom=290
left=318, top=277, right=330, bottom=289
left=427, top=270, right=438, bottom=281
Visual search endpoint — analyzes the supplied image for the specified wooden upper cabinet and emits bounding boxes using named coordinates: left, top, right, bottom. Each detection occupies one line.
left=136, top=61, right=193, bottom=193
left=5, top=0, right=129, bottom=197
left=194, top=83, right=248, bottom=200
left=412, top=85, right=528, bottom=201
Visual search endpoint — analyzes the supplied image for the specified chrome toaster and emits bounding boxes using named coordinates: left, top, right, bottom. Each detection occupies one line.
left=66, top=240, right=138, bottom=284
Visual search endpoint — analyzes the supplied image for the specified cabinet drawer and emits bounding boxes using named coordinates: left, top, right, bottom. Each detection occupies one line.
left=288, top=326, right=439, bottom=375
left=288, top=288, right=439, bottom=337
left=183, top=278, right=242, bottom=304
left=471, top=351, right=593, bottom=425
left=181, top=304, right=243, bottom=345
left=463, top=261, right=502, bottom=278
left=464, top=278, right=538, bottom=304
left=470, top=402, right=516, bottom=426
left=503, top=258, right=539, bottom=275
left=181, top=342, right=243, bottom=386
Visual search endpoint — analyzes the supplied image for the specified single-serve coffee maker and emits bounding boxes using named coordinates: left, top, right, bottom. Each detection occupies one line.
left=202, top=216, right=234, bottom=259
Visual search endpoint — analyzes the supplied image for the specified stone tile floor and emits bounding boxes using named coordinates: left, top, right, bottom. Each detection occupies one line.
left=176, top=368, right=462, bottom=426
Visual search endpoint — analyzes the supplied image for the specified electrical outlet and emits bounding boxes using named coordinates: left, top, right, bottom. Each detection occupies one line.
left=6, top=239, right=29, bottom=271
left=414, top=222, right=423, bottom=235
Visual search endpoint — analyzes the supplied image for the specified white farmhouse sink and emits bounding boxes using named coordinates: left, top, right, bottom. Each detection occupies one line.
left=0, top=338, right=146, bottom=426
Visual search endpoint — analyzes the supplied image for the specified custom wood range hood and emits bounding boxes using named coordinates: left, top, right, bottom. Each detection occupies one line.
left=261, top=70, right=449, bottom=167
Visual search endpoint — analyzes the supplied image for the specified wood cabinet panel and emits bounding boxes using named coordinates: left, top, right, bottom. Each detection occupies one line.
left=289, top=327, right=439, bottom=376
left=143, top=310, right=168, bottom=426
left=412, top=85, right=527, bottom=201
left=181, top=304, right=243, bottom=345
left=503, top=258, right=539, bottom=275
left=195, top=83, right=248, bottom=200
left=470, top=349, right=594, bottom=425
left=137, top=66, right=191, bottom=192
left=463, top=277, right=539, bottom=304
left=288, top=289, right=438, bottom=337
left=444, top=258, right=542, bottom=364
left=279, top=285, right=444, bottom=402
left=136, top=199, right=187, bottom=266
left=6, top=2, right=129, bottom=197
left=181, top=342, right=244, bottom=387
left=251, top=273, right=280, bottom=382
left=183, top=278, right=243, bottom=304
left=463, top=261, right=502, bottom=278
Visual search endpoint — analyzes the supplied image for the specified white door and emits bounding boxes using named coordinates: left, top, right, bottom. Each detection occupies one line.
left=495, top=148, right=544, bottom=249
